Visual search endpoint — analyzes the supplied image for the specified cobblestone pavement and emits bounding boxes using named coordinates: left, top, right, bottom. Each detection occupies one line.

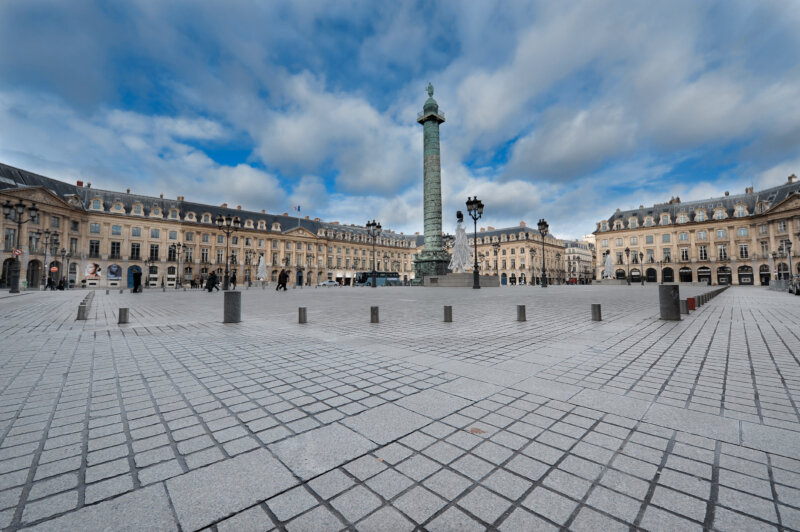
left=1, top=285, right=799, bottom=531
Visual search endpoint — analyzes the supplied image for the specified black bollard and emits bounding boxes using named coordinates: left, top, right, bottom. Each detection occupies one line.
left=517, top=305, right=526, bottom=322
left=659, top=285, right=681, bottom=321
left=299, top=307, right=307, bottom=324
left=591, top=304, right=602, bottom=321
left=224, top=291, right=241, bottom=323
left=444, top=306, right=452, bottom=322
left=119, top=308, right=129, bottom=324
left=370, top=306, right=379, bottom=323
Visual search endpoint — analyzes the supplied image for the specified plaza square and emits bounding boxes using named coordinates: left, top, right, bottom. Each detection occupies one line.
left=0, top=285, right=799, bottom=530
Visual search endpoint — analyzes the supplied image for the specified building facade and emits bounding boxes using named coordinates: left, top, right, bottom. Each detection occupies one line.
left=0, top=164, right=418, bottom=290
left=594, top=176, right=800, bottom=285
left=563, top=240, right=594, bottom=284
left=458, top=223, right=566, bottom=286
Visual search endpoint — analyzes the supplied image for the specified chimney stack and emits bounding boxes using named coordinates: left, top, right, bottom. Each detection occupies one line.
left=160, top=193, right=163, bottom=198
left=221, top=203, right=228, bottom=208
left=236, top=205, right=241, bottom=210
left=77, top=180, right=84, bottom=187
left=127, top=188, right=131, bottom=194
left=87, top=182, right=91, bottom=188
left=789, top=174, right=797, bottom=184
left=177, top=195, right=184, bottom=201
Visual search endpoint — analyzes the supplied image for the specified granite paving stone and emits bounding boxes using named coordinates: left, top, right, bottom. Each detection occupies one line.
left=0, top=287, right=798, bottom=530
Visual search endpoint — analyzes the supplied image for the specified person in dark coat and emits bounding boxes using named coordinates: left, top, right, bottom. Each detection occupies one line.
left=277, top=269, right=288, bottom=291
left=132, top=271, right=142, bottom=293
left=206, top=272, right=217, bottom=292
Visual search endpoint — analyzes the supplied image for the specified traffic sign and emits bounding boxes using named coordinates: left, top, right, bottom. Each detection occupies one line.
left=50, top=266, right=58, bottom=273
left=13, top=249, right=22, bottom=256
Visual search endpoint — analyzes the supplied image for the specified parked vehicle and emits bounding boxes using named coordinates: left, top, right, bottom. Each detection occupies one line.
left=318, top=280, right=339, bottom=287
left=789, top=274, right=800, bottom=295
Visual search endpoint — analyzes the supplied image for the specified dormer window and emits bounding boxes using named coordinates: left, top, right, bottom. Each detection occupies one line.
left=170, top=210, right=178, bottom=219
left=714, top=209, right=725, bottom=220
left=202, top=214, right=211, bottom=223
left=696, top=210, right=706, bottom=222
left=601, top=221, right=608, bottom=231
left=133, top=205, right=142, bottom=215
left=614, top=221, right=622, bottom=230
left=660, top=214, right=670, bottom=225
left=114, top=203, right=123, bottom=211
left=735, top=205, right=747, bottom=217
left=186, top=212, right=194, bottom=220
left=153, top=208, right=160, bottom=216
left=272, top=222, right=281, bottom=231
left=678, top=213, right=687, bottom=223
left=629, top=218, right=637, bottom=229
left=644, top=218, right=654, bottom=227
left=259, top=221, right=266, bottom=230
left=92, top=199, right=102, bottom=209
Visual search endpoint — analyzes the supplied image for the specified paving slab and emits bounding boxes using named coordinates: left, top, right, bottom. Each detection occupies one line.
left=270, top=423, right=377, bottom=480
left=341, top=403, right=430, bottom=445
left=24, top=484, right=176, bottom=532
left=396, top=389, right=472, bottom=419
left=166, top=449, right=297, bottom=531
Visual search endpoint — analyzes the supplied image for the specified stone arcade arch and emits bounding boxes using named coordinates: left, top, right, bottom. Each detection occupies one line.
left=737, top=265, right=753, bottom=285
left=717, top=266, right=732, bottom=285
left=662, top=267, right=675, bottom=283
left=645, top=268, right=657, bottom=283
left=698, top=266, right=711, bottom=284
left=759, top=264, right=770, bottom=286
left=679, top=267, right=693, bottom=283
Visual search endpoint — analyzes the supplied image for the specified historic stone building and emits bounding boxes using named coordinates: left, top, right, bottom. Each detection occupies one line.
left=563, top=240, right=594, bottom=284
left=462, top=223, right=566, bottom=286
left=594, top=175, right=800, bottom=285
left=0, top=163, right=418, bottom=290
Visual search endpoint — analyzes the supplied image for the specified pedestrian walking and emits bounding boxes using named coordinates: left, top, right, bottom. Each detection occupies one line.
left=230, top=274, right=237, bottom=290
left=206, top=272, right=217, bottom=292
left=277, top=268, right=288, bottom=291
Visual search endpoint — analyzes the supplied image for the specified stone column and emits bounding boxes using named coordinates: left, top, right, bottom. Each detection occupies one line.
left=414, top=83, right=451, bottom=278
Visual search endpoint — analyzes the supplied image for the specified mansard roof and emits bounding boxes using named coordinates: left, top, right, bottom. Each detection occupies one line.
left=601, top=179, right=800, bottom=229
left=0, top=162, right=417, bottom=245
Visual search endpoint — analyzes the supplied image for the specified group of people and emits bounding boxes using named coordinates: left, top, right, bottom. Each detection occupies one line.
left=44, top=277, right=66, bottom=290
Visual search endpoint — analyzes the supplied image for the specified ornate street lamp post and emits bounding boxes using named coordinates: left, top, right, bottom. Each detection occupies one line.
left=625, top=247, right=631, bottom=286
left=529, top=248, right=536, bottom=287
left=2, top=200, right=39, bottom=293
left=63, top=249, right=72, bottom=290
left=59, top=247, right=66, bottom=288
left=639, top=252, right=644, bottom=285
left=466, top=196, right=484, bottom=289
left=366, top=220, right=381, bottom=288
left=538, top=218, right=549, bottom=288
left=555, top=252, right=561, bottom=285
left=170, top=242, right=184, bottom=289
left=786, top=241, right=794, bottom=282
left=35, top=228, right=59, bottom=290
left=143, top=257, right=156, bottom=289
left=216, top=215, right=241, bottom=290
left=492, top=241, right=500, bottom=277
left=772, top=251, right=778, bottom=280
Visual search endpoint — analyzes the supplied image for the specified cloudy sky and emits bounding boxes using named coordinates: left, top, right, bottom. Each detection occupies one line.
left=1, top=1, right=799, bottom=239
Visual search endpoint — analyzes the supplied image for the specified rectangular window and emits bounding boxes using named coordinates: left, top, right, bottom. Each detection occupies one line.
left=169, top=231, right=177, bottom=240
left=337, top=257, right=342, bottom=267
left=168, top=246, right=177, bottom=262
left=110, top=241, right=121, bottom=258
left=739, top=244, right=749, bottom=259
left=662, top=234, right=670, bottom=243
left=70, top=220, right=79, bottom=232
left=130, top=243, right=141, bottom=259
left=70, top=237, right=78, bottom=254
left=699, top=245, right=708, bottom=260
left=501, top=259, right=507, bottom=268
left=308, top=243, right=313, bottom=251
left=759, top=224, right=768, bottom=235
left=273, top=239, right=279, bottom=248
left=217, top=235, right=224, bottom=244
left=601, top=239, right=608, bottom=247
left=286, top=242, right=292, bottom=249
left=149, top=244, right=159, bottom=260
left=92, top=199, right=101, bottom=209
left=510, top=259, right=516, bottom=268
left=90, top=223, right=101, bottom=234
left=327, top=257, right=333, bottom=268
left=185, top=247, right=193, bottom=262
left=716, top=229, right=726, bottom=239
left=131, top=227, right=141, bottom=237
left=133, top=205, right=141, bottom=214
left=680, top=248, right=689, bottom=261
left=201, top=248, right=209, bottom=263
left=736, top=227, right=748, bottom=237
left=630, top=237, right=638, bottom=245
left=150, top=228, right=160, bottom=238
left=89, top=240, right=100, bottom=257
left=259, top=239, right=264, bottom=247
left=185, top=232, right=193, bottom=242
left=232, top=236, right=238, bottom=245
left=679, top=232, right=688, bottom=241
left=202, top=234, right=209, bottom=243
left=718, top=244, right=728, bottom=260
left=615, top=238, right=623, bottom=246
left=616, top=252, right=623, bottom=265
left=777, top=220, right=787, bottom=232
left=645, top=235, right=654, bottom=244
left=697, top=231, right=707, bottom=240
left=111, top=225, right=121, bottom=236
left=217, top=249, right=224, bottom=263
left=663, top=249, right=672, bottom=262
left=761, top=241, right=769, bottom=257
left=272, top=252, right=278, bottom=265
left=245, top=237, right=252, bottom=246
